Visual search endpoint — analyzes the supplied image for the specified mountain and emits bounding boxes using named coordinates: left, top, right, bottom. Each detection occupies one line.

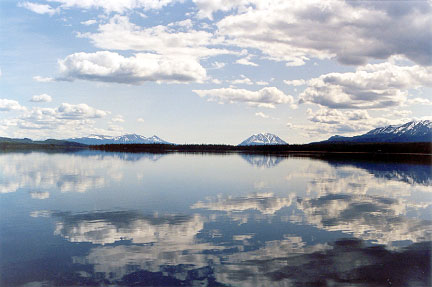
left=67, top=134, right=171, bottom=145
left=325, top=120, right=432, bottom=143
left=239, top=133, right=287, bottom=146
left=0, top=137, right=85, bottom=150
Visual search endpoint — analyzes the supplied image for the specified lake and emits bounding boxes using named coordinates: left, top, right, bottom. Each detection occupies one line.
left=0, top=151, right=431, bottom=286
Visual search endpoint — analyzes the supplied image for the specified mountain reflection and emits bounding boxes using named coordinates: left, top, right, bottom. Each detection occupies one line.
left=240, top=154, right=286, bottom=168
left=326, top=159, right=432, bottom=186
left=77, top=150, right=166, bottom=162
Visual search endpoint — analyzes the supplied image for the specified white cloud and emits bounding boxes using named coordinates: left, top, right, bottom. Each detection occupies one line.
left=33, top=75, right=54, bottom=82
left=7, top=103, right=108, bottom=134
left=308, top=108, right=370, bottom=125
left=137, top=118, right=145, bottom=123
left=78, top=15, right=230, bottom=60
left=56, top=103, right=108, bottom=119
left=236, top=55, right=258, bottom=67
left=193, top=87, right=295, bottom=109
left=0, top=99, right=26, bottom=112
left=255, top=112, right=269, bottom=119
left=111, top=115, right=124, bottom=123
left=295, top=107, right=414, bottom=138
left=216, top=0, right=432, bottom=66
left=299, top=63, right=432, bottom=109
left=18, top=2, right=58, bottom=15
left=58, top=51, right=207, bottom=84
left=284, top=79, right=306, bottom=86
left=231, top=74, right=253, bottom=85
left=30, top=94, right=52, bottom=103
left=406, top=97, right=432, bottom=106
left=81, top=19, right=97, bottom=26
left=193, top=0, right=252, bottom=20
left=43, top=0, right=178, bottom=14
left=211, top=61, right=226, bottom=69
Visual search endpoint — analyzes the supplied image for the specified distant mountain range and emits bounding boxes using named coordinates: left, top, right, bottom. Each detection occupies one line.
left=239, top=133, right=287, bottom=146
left=324, top=120, right=432, bottom=143
left=0, top=137, right=85, bottom=149
left=1, top=120, right=430, bottom=152
left=67, top=134, right=171, bottom=145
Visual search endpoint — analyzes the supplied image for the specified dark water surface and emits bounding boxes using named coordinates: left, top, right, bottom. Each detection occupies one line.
left=0, top=151, right=431, bottom=286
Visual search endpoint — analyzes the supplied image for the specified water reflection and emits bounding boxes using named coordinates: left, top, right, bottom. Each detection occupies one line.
left=325, top=158, right=432, bottom=186
left=0, top=152, right=431, bottom=286
left=192, top=192, right=295, bottom=215
left=261, top=239, right=430, bottom=287
left=51, top=211, right=204, bottom=245
left=240, top=154, right=285, bottom=168
left=0, top=152, right=165, bottom=195
left=297, top=194, right=432, bottom=246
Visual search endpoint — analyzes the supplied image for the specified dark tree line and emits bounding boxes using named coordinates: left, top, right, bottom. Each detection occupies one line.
left=90, top=142, right=432, bottom=154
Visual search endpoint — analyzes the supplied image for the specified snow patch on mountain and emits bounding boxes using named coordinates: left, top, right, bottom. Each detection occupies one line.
left=239, top=133, right=287, bottom=146
left=67, top=134, right=171, bottom=145
left=326, top=120, right=432, bottom=143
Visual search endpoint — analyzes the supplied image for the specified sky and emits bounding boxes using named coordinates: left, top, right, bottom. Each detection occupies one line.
left=0, top=0, right=431, bottom=144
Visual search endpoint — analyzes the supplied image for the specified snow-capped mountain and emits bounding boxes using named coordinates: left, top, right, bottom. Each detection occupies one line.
left=325, top=120, right=432, bottom=143
left=67, top=134, right=171, bottom=145
left=238, top=133, right=287, bottom=146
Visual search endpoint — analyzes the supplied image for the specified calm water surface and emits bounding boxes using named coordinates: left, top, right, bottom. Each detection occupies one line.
left=0, top=151, right=431, bottom=286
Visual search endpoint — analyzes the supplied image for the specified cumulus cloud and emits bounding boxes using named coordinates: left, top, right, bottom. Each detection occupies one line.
left=78, top=15, right=230, bottom=59
left=193, top=87, right=295, bottom=108
left=293, top=107, right=414, bottom=139
left=33, top=75, right=54, bottom=82
left=211, top=61, right=226, bottom=69
left=193, top=0, right=252, bottom=20
left=308, top=108, right=370, bottom=125
left=284, top=79, right=306, bottom=86
left=0, top=99, right=26, bottom=112
left=299, top=63, right=432, bottom=109
left=18, top=2, right=58, bottom=15
left=216, top=0, right=432, bottom=66
left=255, top=112, right=269, bottom=119
left=30, top=94, right=52, bottom=103
left=236, top=55, right=258, bottom=67
left=81, top=19, right=97, bottom=26
left=10, top=103, right=108, bottom=132
left=16, top=1, right=432, bottom=68
left=111, top=115, right=124, bottom=123
left=231, top=74, right=253, bottom=85
left=58, top=51, right=207, bottom=84
left=57, top=103, right=107, bottom=119
left=36, top=0, right=178, bottom=14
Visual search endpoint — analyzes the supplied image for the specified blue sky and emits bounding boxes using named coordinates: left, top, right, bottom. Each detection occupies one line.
left=0, top=0, right=431, bottom=144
